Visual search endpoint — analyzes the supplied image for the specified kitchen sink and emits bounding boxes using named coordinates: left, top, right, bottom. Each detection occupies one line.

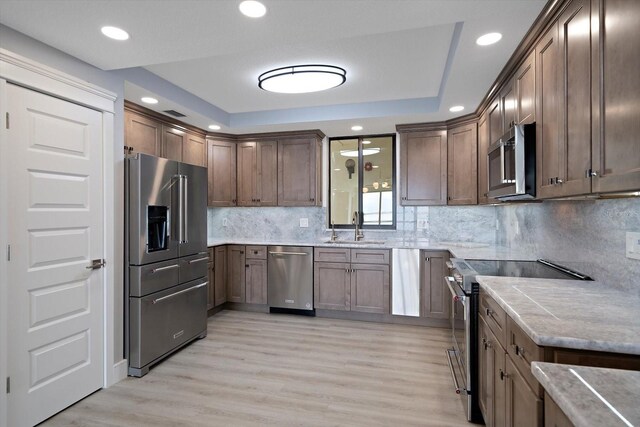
left=323, top=240, right=387, bottom=245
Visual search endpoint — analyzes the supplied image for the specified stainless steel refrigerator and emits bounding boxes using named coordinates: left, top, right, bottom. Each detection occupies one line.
left=125, top=153, right=208, bottom=377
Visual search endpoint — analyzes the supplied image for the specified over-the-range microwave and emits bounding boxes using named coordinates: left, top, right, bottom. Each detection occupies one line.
left=487, top=123, right=536, bottom=201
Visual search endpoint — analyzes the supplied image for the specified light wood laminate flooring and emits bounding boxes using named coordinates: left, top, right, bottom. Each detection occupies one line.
left=42, top=311, right=470, bottom=427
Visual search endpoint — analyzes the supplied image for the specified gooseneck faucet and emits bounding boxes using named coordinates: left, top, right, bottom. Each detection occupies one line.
left=352, top=211, right=364, bottom=241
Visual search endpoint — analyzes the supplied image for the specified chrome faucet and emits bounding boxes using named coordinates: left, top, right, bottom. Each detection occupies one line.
left=330, top=221, right=338, bottom=241
left=352, top=211, right=364, bottom=241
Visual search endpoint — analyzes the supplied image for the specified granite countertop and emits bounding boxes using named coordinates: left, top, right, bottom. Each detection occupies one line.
left=477, top=276, right=640, bottom=355
left=532, top=362, right=640, bottom=427
left=206, top=238, right=538, bottom=261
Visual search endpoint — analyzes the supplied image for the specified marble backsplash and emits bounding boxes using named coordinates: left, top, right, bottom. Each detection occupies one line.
left=496, top=198, right=640, bottom=294
left=207, top=204, right=498, bottom=245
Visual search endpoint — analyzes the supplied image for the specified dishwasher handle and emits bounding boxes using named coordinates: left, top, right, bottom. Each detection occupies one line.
left=268, top=251, right=309, bottom=256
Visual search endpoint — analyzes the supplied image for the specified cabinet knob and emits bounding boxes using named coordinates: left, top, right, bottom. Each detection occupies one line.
left=500, top=369, right=509, bottom=381
left=556, top=178, right=564, bottom=184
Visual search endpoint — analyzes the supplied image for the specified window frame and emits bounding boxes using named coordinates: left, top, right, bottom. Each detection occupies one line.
left=328, top=133, right=396, bottom=230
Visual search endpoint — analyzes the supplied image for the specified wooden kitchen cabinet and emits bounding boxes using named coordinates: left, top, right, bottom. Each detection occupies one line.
left=399, top=129, right=448, bottom=205
left=183, top=131, right=206, bottom=167
left=544, top=392, right=574, bottom=427
left=591, top=0, right=640, bottom=193
left=278, top=137, right=322, bottom=206
left=314, top=248, right=390, bottom=313
left=245, top=246, right=267, bottom=304
left=447, top=123, right=478, bottom=205
left=487, top=98, right=503, bottom=147
left=479, top=317, right=507, bottom=427
left=500, top=79, right=517, bottom=131
left=515, top=51, right=536, bottom=125
left=505, top=356, right=543, bottom=427
left=421, top=250, right=450, bottom=319
left=213, top=246, right=227, bottom=307
left=207, top=138, right=237, bottom=207
left=477, top=112, right=498, bottom=204
left=237, top=140, right=277, bottom=207
left=161, top=124, right=184, bottom=162
left=125, top=109, right=161, bottom=156
left=207, top=248, right=215, bottom=311
left=226, top=245, right=246, bottom=303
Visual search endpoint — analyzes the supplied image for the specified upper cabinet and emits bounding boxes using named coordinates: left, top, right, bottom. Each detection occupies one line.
left=183, top=132, right=206, bottom=167
left=161, top=125, right=185, bottom=162
left=447, top=122, right=478, bottom=205
left=236, top=140, right=277, bottom=207
left=591, top=0, right=640, bottom=193
left=125, top=109, right=161, bottom=156
left=399, top=129, right=448, bottom=205
left=515, top=51, right=536, bottom=125
left=207, top=138, right=237, bottom=207
left=278, top=136, right=322, bottom=207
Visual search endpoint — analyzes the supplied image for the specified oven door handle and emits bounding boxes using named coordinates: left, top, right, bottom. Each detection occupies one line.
left=445, top=276, right=465, bottom=303
left=446, top=349, right=467, bottom=395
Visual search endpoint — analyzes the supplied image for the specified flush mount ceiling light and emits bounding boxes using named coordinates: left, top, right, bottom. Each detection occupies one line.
left=101, top=26, right=129, bottom=41
left=351, top=125, right=363, bottom=131
left=258, top=65, right=346, bottom=94
left=239, top=0, right=267, bottom=18
left=449, top=105, right=465, bottom=112
left=340, top=148, right=381, bottom=157
left=140, top=97, right=158, bottom=104
left=476, top=32, right=502, bottom=46
left=208, top=124, right=221, bottom=130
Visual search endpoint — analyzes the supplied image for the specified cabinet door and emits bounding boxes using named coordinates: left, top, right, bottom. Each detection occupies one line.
left=245, top=259, right=267, bottom=304
left=237, top=142, right=257, bottom=207
left=183, top=132, right=206, bottom=167
left=278, top=138, right=318, bottom=206
left=399, top=130, right=448, bottom=205
left=488, top=99, right=502, bottom=146
left=447, top=123, right=478, bottom=205
left=536, top=21, right=563, bottom=199
left=314, top=262, right=350, bottom=310
left=544, top=392, right=574, bottom=427
left=505, top=357, right=542, bottom=427
left=501, top=81, right=517, bottom=130
left=350, top=263, right=390, bottom=314
left=207, top=139, right=237, bottom=207
left=421, top=251, right=450, bottom=319
left=557, top=0, right=593, bottom=196
left=477, top=113, right=498, bottom=205
left=591, top=0, right=640, bottom=193
left=125, top=110, right=161, bottom=156
left=161, top=125, right=184, bottom=162
left=478, top=318, right=491, bottom=426
left=214, top=246, right=227, bottom=307
left=257, top=140, right=278, bottom=206
left=226, top=245, right=246, bottom=303
left=516, top=51, right=536, bottom=125
left=492, top=336, right=507, bottom=427
left=207, top=260, right=214, bottom=311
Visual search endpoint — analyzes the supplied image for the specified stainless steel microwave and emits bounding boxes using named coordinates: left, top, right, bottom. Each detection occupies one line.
left=487, top=123, right=536, bottom=200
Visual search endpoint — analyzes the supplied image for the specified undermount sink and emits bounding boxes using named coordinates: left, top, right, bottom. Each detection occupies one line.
left=324, top=240, right=387, bottom=245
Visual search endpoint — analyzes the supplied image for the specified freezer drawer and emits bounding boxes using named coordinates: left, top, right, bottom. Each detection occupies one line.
left=129, top=258, right=180, bottom=297
left=129, top=278, right=208, bottom=374
left=179, top=252, right=209, bottom=284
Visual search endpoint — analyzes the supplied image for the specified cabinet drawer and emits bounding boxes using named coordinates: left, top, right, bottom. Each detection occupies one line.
left=246, top=245, right=267, bottom=259
left=314, top=247, right=350, bottom=263
left=479, top=291, right=507, bottom=349
left=350, top=248, right=390, bottom=265
left=507, top=316, right=544, bottom=396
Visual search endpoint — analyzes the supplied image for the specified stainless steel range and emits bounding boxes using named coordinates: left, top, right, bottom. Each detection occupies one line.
left=445, top=258, right=592, bottom=423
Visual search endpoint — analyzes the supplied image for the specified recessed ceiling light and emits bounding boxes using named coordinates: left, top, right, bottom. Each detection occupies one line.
left=449, top=105, right=465, bottom=112
left=208, top=124, right=221, bottom=130
left=258, top=64, right=346, bottom=94
left=239, top=1, right=267, bottom=18
left=141, top=97, right=158, bottom=104
left=476, top=32, right=502, bottom=46
left=101, top=26, right=129, bottom=41
left=351, top=125, right=363, bottom=131
left=362, top=140, right=371, bottom=145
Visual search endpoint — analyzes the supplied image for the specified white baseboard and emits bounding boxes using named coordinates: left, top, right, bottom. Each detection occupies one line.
left=107, top=359, right=127, bottom=387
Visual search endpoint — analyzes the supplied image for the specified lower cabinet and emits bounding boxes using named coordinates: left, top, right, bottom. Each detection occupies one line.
left=314, top=248, right=390, bottom=314
left=505, top=356, right=543, bottom=427
left=245, top=246, right=267, bottom=304
left=213, top=246, right=227, bottom=307
left=421, top=250, right=450, bottom=319
left=207, top=249, right=215, bottom=310
left=544, top=392, right=574, bottom=427
left=227, top=245, right=246, bottom=303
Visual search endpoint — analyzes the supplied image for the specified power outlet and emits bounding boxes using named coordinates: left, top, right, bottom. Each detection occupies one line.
left=299, top=218, right=309, bottom=228
left=222, top=218, right=228, bottom=227
left=417, top=219, right=427, bottom=230
left=626, top=232, right=640, bottom=260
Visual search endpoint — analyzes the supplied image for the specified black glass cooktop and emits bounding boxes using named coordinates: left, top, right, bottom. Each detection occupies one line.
left=465, top=259, right=589, bottom=280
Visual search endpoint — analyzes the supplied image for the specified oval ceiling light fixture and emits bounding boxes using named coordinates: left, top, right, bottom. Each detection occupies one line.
left=208, top=124, right=221, bottom=130
left=362, top=140, right=372, bottom=145
left=340, top=148, right=380, bottom=157
left=239, top=0, right=267, bottom=18
left=351, top=125, right=363, bottom=131
left=476, top=32, right=502, bottom=46
left=258, top=64, right=346, bottom=94
left=101, top=26, right=130, bottom=41
left=449, top=105, right=465, bottom=112
left=140, top=97, right=158, bottom=104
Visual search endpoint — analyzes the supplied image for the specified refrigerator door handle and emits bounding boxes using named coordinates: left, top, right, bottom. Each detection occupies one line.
left=183, top=175, right=188, bottom=244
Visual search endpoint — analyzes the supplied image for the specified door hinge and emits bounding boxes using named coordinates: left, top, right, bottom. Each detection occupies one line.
left=6, top=244, right=10, bottom=261
left=5, top=112, right=9, bottom=129
left=6, top=377, right=9, bottom=394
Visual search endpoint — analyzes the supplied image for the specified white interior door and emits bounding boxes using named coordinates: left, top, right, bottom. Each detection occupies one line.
left=6, top=83, right=104, bottom=427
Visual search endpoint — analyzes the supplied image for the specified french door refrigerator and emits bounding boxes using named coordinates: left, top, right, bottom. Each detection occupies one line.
left=125, top=153, right=208, bottom=377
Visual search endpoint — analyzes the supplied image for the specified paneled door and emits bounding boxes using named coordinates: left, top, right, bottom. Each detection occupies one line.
left=6, top=84, right=104, bottom=427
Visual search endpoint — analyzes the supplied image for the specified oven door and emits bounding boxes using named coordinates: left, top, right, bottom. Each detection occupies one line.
left=446, top=277, right=468, bottom=382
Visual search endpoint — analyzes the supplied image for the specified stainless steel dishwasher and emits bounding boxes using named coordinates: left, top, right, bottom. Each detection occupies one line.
left=267, top=246, right=314, bottom=313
